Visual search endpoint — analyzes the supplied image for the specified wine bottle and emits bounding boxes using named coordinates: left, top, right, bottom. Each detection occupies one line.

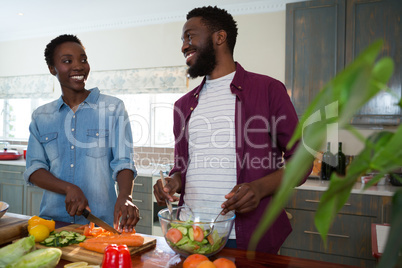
left=321, top=142, right=334, bottom=180
left=335, top=142, right=346, bottom=176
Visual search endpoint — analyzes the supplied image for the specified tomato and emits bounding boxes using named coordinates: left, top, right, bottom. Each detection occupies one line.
left=166, top=228, right=183, bottom=244
left=192, top=225, right=204, bottom=242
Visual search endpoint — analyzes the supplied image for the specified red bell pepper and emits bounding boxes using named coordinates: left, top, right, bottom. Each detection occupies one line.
left=101, top=244, right=132, bottom=268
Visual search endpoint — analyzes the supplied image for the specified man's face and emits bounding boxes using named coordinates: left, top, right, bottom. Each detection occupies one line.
left=49, top=42, right=90, bottom=94
left=181, top=17, right=217, bottom=78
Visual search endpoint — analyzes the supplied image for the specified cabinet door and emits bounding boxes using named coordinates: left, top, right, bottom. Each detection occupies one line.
left=285, top=0, right=346, bottom=117
left=0, top=178, right=24, bottom=214
left=346, top=0, right=402, bottom=125
left=26, top=186, right=44, bottom=216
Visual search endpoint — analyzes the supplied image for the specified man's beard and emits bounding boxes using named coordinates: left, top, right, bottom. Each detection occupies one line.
left=187, top=38, right=217, bottom=79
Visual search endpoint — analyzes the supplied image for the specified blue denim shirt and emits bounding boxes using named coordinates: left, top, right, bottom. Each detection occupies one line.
left=24, top=88, right=136, bottom=225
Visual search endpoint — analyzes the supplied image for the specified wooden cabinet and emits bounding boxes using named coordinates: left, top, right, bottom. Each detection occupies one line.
left=25, top=185, right=44, bottom=216
left=285, top=0, right=346, bottom=116
left=132, top=175, right=154, bottom=235
left=346, top=0, right=402, bottom=125
left=281, top=189, right=392, bottom=267
left=285, top=0, right=402, bottom=125
left=0, top=165, right=25, bottom=214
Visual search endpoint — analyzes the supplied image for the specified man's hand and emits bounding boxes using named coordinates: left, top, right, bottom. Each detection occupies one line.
left=220, top=183, right=261, bottom=214
left=153, top=173, right=181, bottom=206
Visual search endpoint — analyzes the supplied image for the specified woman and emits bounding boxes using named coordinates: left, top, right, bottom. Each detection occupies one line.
left=24, top=34, right=139, bottom=232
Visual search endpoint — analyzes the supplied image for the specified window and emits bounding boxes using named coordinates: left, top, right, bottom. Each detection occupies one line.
left=116, top=93, right=183, bottom=148
left=0, top=98, right=53, bottom=140
left=0, top=93, right=183, bottom=147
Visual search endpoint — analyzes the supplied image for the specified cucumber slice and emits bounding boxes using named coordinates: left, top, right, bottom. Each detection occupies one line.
left=188, top=227, right=194, bottom=241
left=59, top=231, right=70, bottom=236
left=43, top=237, right=55, bottom=244
left=177, top=227, right=188, bottom=235
left=75, top=235, right=86, bottom=242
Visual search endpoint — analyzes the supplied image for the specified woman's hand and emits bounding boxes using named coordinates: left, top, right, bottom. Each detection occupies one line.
left=114, top=195, right=139, bottom=232
left=64, top=184, right=89, bottom=216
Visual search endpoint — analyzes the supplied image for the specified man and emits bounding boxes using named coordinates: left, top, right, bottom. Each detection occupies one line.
left=153, top=6, right=307, bottom=253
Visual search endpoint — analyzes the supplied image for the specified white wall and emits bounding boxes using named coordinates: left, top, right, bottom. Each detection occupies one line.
left=0, top=11, right=395, bottom=155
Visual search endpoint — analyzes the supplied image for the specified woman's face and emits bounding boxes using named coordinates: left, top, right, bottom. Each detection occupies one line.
left=49, top=41, right=90, bottom=94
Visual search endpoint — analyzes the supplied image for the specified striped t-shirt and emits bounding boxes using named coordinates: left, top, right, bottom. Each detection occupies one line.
left=184, top=71, right=237, bottom=238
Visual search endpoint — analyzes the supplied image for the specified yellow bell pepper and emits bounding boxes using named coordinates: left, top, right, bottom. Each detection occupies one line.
left=28, top=215, right=55, bottom=232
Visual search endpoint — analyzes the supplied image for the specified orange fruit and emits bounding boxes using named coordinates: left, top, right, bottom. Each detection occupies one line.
left=196, top=260, right=216, bottom=268
left=213, top=258, right=236, bottom=268
left=183, top=254, right=209, bottom=268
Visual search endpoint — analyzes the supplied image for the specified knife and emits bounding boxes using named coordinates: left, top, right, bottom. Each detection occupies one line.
left=82, top=208, right=121, bottom=234
left=160, top=170, right=173, bottom=219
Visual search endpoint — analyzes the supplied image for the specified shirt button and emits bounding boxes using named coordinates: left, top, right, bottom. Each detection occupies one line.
left=195, top=95, right=198, bottom=98
left=73, top=115, right=75, bottom=118
left=45, top=137, right=48, bottom=141
left=71, top=145, right=74, bottom=149
left=70, top=164, right=74, bottom=168
left=238, top=86, right=242, bottom=89
left=96, top=133, right=99, bottom=136
left=72, top=128, right=75, bottom=132
left=182, top=127, right=185, bottom=131
left=190, top=107, right=194, bottom=110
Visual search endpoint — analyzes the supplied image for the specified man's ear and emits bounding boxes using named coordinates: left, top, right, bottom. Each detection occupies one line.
left=214, top=30, right=227, bottom=46
left=48, top=65, right=57, bottom=76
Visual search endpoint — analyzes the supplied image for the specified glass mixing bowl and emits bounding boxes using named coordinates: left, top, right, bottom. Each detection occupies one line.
left=158, top=206, right=235, bottom=257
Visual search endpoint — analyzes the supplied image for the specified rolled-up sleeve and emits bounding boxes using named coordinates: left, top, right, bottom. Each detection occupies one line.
left=109, top=101, right=136, bottom=180
left=24, top=115, right=50, bottom=185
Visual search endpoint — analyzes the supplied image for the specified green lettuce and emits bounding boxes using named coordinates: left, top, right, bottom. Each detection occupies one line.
left=6, top=248, right=62, bottom=268
left=0, top=235, right=35, bottom=268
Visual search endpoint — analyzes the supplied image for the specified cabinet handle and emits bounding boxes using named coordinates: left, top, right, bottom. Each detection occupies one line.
left=305, top=199, right=351, bottom=206
left=1, top=170, right=23, bottom=174
left=132, top=199, right=143, bottom=203
left=304, top=230, right=350, bottom=238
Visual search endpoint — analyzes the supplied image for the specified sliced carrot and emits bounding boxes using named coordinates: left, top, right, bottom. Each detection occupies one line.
left=79, top=242, right=109, bottom=253
left=84, top=234, right=144, bottom=247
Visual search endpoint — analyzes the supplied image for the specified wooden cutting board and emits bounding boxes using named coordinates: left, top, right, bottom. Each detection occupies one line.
left=0, top=215, right=29, bottom=246
left=36, top=224, right=157, bottom=265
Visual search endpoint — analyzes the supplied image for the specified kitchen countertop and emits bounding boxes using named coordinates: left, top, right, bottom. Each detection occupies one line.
left=0, top=158, right=26, bottom=166
left=3, top=212, right=358, bottom=268
left=299, top=177, right=399, bottom=196
left=1, top=160, right=398, bottom=196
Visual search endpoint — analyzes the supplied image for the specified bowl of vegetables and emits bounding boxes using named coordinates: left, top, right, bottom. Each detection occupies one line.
left=158, top=206, right=235, bottom=257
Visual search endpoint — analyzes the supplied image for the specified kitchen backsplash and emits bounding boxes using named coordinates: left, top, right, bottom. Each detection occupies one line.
left=133, top=146, right=174, bottom=170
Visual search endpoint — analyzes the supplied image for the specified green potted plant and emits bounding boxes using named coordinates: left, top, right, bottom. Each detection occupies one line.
left=249, top=40, right=401, bottom=268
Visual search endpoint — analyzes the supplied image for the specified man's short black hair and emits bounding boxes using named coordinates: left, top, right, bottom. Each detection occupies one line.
left=187, top=6, right=238, bottom=55
left=44, top=34, right=84, bottom=66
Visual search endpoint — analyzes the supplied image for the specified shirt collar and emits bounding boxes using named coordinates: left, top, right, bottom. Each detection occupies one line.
left=56, top=87, right=100, bottom=111
left=192, top=62, right=246, bottom=98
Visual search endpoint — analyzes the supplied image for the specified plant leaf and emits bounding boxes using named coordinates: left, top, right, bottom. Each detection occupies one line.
left=249, top=40, right=398, bottom=254
left=377, top=189, right=402, bottom=268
